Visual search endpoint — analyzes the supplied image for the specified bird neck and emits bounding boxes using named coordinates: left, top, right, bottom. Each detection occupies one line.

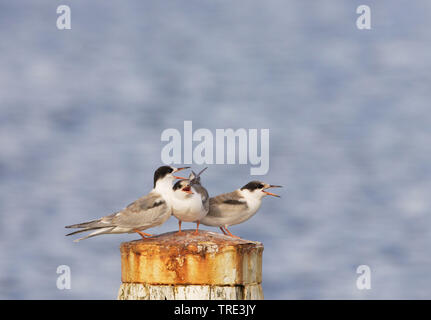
left=154, top=178, right=175, bottom=197
left=239, top=189, right=264, bottom=204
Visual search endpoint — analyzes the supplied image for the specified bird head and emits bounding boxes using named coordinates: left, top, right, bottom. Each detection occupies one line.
left=240, top=181, right=282, bottom=199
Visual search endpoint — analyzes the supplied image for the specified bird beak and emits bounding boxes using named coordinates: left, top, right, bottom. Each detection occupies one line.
left=173, top=166, right=190, bottom=180
left=268, top=185, right=283, bottom=189
left=196, top=167, right=208, bottom=178
left=190, top=167, right=208, bottom=184
left=182, top=186, right=193, bottom=194
left=263, top=185, right=282, bottom=197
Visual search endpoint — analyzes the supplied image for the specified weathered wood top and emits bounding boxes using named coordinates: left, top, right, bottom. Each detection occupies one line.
left=122, top=229, right=263, bottom=249
left=120, top=230, right=263, bottom=286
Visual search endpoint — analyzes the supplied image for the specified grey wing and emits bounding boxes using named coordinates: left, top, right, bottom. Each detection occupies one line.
left=111, top=192, right=169, bottom=228
left=193, top=184, right=209, bottom=211
left=208, top=191, right=248, bottom=218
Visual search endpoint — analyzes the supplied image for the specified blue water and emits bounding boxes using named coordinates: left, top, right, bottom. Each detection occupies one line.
left=1, top=1, right=431, bottom=299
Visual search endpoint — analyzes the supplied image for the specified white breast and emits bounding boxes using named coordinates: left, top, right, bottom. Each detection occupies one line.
left=154, top=177, right=175, bottom=210
left=231, top=190, right=262, bottom=224
left=172, top=191, right=206, bottom=222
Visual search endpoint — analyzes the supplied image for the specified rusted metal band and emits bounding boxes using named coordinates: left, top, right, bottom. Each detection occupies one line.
left=120, top=230, right=263, bottom=286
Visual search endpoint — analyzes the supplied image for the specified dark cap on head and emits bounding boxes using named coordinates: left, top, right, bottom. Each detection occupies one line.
left=154, top=166, right=174, bottom=187
left=240, top=181, right=265, bottom=191
left=173, top=179, right=188, bottom=191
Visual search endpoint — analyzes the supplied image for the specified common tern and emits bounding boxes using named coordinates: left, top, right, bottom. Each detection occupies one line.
left=171, top=167, right=209, bottom=235
left=200, top=181, right=282, bottom=238
left=65, top=166, right=189, bottom=242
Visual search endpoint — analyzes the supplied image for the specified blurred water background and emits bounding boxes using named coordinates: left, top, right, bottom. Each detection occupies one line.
left=0, top=1, right=430, bottom=299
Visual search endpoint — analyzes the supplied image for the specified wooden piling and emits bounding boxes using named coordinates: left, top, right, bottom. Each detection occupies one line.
left=117, top=230, right=264, bottom=300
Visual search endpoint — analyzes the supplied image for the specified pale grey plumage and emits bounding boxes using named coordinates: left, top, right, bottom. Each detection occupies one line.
left=200, top=181, right=282, bottom=237
left=171, top=168, right=209, bottom=233
left=111, top=193, right=168, bottom=227
left=200, top=190, right=250, bottom=226
left=189, top=168, right=210, bottom=215
left=191, top=182, right=209, bottom=212
left=65, top=165, right=190, bottom=242
left=66, top=192, right=170, bottom=241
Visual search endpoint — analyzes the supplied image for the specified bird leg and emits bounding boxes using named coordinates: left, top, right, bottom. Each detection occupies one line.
left=193, top=221, right=200, bottom=235
left=219, top=227, right=228, bottom=235
left=134, top=229, right=153, bottom=239
left=224, top=227, right=240, bottom=238
left=177, top=221, right=183, bottom=235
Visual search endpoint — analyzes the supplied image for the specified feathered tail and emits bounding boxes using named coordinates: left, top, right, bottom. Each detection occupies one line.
left=65, top=218, right=106, bottom=229
left=65, top=214, right=117, bottom=242
left=67, top=227, right=116, bottom=242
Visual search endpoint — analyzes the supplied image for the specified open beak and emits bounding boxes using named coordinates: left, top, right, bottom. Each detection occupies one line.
left=173, top=166, right=190, bottom=180
left=182, top=186, right=193, bottom=194
left=263, top=185, right=282, bottom=197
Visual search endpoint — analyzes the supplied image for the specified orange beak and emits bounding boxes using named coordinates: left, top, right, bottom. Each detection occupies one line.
left=173, top=166, right=190, bottom=180
left=263, top=191, right=280, bottom=197
left=263, top=185, right=282, bottom=197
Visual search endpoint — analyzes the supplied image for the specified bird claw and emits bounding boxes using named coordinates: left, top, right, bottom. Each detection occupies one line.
left=222, top=227, right=240, bottom=238
left=134, top=230, right=153, bottom=239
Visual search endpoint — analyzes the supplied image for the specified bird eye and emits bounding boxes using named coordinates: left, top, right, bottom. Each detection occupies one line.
left=258, top=184, right=264, bottom=189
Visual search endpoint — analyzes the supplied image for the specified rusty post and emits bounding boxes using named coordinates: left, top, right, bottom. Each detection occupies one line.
left=117, top=230, right=264, bottom=300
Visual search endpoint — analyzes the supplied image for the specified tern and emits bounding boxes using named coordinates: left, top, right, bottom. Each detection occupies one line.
left=171, top=167, right=209, bottom=235
left=200, top=181, right=282, bottom=238
left=65, top=165, right=189, bottom=242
